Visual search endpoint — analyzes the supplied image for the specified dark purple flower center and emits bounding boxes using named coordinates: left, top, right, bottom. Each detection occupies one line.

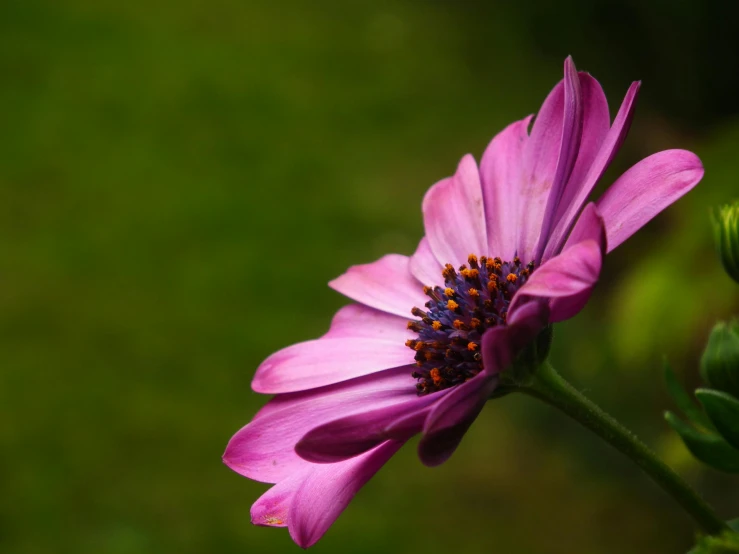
left=407, top=255, right=535, bottom=395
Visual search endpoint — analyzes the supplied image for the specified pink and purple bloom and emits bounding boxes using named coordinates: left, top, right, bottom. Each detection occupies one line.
left=223, top=57, right=704, bottom=548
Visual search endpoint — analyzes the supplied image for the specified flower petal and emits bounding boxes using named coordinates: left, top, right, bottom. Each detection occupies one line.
left=417, top=373, right=497, bottom=467
left=534, top=57, right=584, bottom=262
left=288, top=440, right=403, bottom=548
left=509, top=239, right=603, bottom=323
left=323, top=303, right=413, bottom=342
left=329, top=254, right=427, bottom=318
left=224, top=367, right=417, bottom=483
left=480, top=115, right=533, bottom=260
left=596, top=149, right=704, bottom=252
left=517, top=66, right=566, bottom=260
left=252, top=336, right=412, bottom=394
left=422, top=154, right=488, bottom=267
left=296, top=392, right=444, bottom=463
left=409, top=237, right=443, bottom=286
left=562, top=202, right=607, bottom=252
left=251, top=470, right=307, bottom=528
left=543, top=81, right=640, bottom=259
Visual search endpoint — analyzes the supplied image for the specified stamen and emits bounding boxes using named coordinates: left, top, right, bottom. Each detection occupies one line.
left=406, top=254, right=536, bottom=395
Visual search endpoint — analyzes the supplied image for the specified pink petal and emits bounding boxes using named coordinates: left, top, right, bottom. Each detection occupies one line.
left=295, top=391, right=444, bottom=463
left=409, top=236, right=444, bottom=286
left=251, top=470, right=308, bottom=528
left=252, top=336, right=412, bottom=394
left=542, top=81, right=640, bottom=259
left=557, top=73, right=611, bottom=207
left=562, top=202, right=607, bottom=252
left=517, top=67, right=566, bottom=260
left=417, top=373, right=497, bottom=467
left=323, top=303, right=413, bottom=342
left=329, top=254, right=427, bottom=318
left=509, top=240, right=603, bottom=323
left=224, top=367, right=417, bottom=483
left=498, top=300, right=550, bottom=352
left=596, top=149, right=704, bottom=252
left=288, top=440, right=403, bottom=548
left=480, top=115, right=533, bottom=260
left=534, top=57, right=584, bottom=262
left=422, top=154, right=488, bottom=267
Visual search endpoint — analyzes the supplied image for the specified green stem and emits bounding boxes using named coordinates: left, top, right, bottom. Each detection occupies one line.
left=520, top=361, right=727, bottom=536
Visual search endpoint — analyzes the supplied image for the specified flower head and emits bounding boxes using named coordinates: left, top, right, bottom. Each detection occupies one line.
left=223, top=57, right=703, bottom=548
left=713, top=201, right=739, bottom=284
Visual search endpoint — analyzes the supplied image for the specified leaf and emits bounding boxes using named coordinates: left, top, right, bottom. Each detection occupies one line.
left=696, top=389, right=739, bottom=450
left=665, top=411, right=739, bottom=473
left=664, top=359, right=714, bottom=430
left=688, top=529, right=739, bottom=554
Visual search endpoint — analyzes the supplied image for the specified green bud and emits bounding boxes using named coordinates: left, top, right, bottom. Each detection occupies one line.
left=712, top=201, right=739, bottom=284
left=700, top=320, right=739, bottom=398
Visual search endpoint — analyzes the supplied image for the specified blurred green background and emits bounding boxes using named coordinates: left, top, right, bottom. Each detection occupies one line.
left=2, top=1, right=739, bottom=553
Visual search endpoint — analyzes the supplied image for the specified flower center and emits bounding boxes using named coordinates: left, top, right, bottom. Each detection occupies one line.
left=407, top=254, right=535, bottom=395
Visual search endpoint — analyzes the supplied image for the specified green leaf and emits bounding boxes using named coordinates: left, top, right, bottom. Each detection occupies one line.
left=696, top=389, right=739, bottom=450
left=664, top=360, right=714, bottom=430
left=688, top=529, right=739, bottom=554
left=665, top=411, right=739, bottom=473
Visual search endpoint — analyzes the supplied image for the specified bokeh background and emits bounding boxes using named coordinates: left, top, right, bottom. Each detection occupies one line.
left=2, top=1, right=739, bottom=553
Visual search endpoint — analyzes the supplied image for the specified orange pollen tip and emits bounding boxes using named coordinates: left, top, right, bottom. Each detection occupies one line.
left=444, top=288, right=455, bottom=297
left=447, top=300, right=459, bottom=311
left=414, top=342, right=424, bottom=351
left=432, top=321, right=442, bottom=330
left=453, top=319, right=464, bottom=329
left=470, top=317, right=481, bottom=328
left=494, top=257, right=502, bottom=264
left=468, top=254, right=478, bottom=265
left=424, top=352, right=434, bottom=361
left=405, top=339, right=414, bottom=347
left=430, top=368, right=443, bottom=386
left=506, top=273, right=518, bottom=283
left=487, top=280, right=498, bottom=291
left=468, top=288, right=479, bottom=297
left=467, top=342, right=479, bottom=351
left=423, top=285, right=432, bottom=294
left=406, top=321, right=414, bottom=329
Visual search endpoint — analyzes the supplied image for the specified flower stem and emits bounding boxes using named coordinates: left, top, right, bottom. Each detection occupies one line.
left=520, top=361, right=727, bottom=536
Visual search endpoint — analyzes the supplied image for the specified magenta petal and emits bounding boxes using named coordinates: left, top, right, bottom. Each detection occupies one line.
left=480, top=115, right=533, bottom=260
left=509, top=240, right=602, bottom=323
left=225, top=367, right=416, bottom=483
left=417, top=373, right=497, bottom=467
left=423, top=154, right=488, bottom=267
left=596, top=149, right=704, bottom=252
left=251, top=470, right=307, bottom=528
left=563, top=202, right=607, bottom=252
left=323, top=303, right=412, bottom=342
left=517, top=70, right=565, bottom=260
left=409, top=237, right=443, bottom=286
left=252, top=336, right=412, bottom=394
left=543, top=81, right=640, bottom=259
left=296, top=392, right=443, bottom=463
left=329, top=254, right=427, bottom=318
left=288, top=440, right=403, bottom=548
left=534, top=57, right=584, bottom=262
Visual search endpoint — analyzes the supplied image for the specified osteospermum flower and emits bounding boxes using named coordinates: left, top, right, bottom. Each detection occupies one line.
left=223, top=57, right=703, bottom=547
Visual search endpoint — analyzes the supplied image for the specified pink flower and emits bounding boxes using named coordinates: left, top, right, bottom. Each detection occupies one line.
left=223, top=57, right=703, bottom=548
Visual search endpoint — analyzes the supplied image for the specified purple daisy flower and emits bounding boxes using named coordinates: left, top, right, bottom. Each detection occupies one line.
left=223, top=57, right=704, bottom=548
